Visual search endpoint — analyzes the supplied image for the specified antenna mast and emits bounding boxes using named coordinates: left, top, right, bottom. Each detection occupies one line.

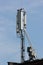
left=16, top=8, right=26, bottom=63
left=16, top=8, right=36, bottom=63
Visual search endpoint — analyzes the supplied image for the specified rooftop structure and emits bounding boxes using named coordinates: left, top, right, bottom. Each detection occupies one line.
left=8, top=59, right=43, bottom=65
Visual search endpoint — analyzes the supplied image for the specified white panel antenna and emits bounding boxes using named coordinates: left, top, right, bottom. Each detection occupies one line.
left=16, top=8, right=26, bottom=35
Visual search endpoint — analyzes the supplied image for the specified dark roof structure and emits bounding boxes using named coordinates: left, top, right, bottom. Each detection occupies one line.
left=8, top=59, right=43, bottom=65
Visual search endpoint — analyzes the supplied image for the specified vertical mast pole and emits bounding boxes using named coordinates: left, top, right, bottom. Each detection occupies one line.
left=21, top=30, right=25, bottom=63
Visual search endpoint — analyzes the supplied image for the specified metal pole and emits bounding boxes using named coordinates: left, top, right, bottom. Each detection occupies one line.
left=21, top=30, right=25, bottom=63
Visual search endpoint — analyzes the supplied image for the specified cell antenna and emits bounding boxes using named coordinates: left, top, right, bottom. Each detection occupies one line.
left=16, top=8, right=26, bottom=63
left=16, top=8, right=36, bottom=63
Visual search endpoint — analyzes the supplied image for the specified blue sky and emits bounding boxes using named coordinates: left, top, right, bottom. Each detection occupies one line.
left=0, top=0, right=43, bottom=65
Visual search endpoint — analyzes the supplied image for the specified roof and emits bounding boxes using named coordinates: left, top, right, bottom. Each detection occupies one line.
left=8, top=59, right=43, bottom=65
